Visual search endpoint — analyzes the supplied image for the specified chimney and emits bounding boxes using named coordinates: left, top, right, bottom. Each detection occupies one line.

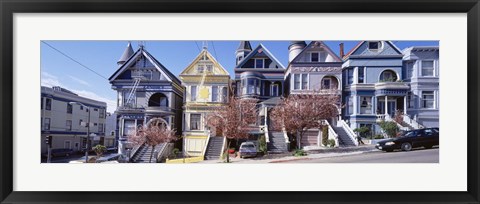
left=339, top=43, right=345, bottom=58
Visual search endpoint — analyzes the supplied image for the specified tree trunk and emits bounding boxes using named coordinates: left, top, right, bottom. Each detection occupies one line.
left=296, top=130, right=301, bottom=150
left=226, top=139, right=231, bottom=163
left=149, top=144, right=156, bottom=163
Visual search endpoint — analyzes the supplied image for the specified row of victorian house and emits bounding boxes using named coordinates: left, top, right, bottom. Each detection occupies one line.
left=40, top=40, right=439, bottom=162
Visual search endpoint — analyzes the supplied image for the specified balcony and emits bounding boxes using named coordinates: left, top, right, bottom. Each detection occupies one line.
left=374, top=82, right=409, bottom=96
left=374, top=82, right=409, bottom=90
left=291, top=89, right=341, bottom=95
left=145, top=106, right=174, bottom=115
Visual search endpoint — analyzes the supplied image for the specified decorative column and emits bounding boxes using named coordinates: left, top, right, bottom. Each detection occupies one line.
left=384, top=96, right=388, bottom=115
left=404, top=96, right=407, bottom=115
left=353, top=95, right=358, bottom=115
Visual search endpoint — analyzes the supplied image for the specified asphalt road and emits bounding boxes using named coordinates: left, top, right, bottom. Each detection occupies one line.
left=290, top=147, right=439, bottom=163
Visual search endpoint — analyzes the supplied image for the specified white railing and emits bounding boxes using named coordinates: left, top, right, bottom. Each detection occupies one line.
left=339, top=120, right=359, bottom=146
left=282, top=127, right=290, bottom=144
left=385, top=114, right=410, bottom=131
left=376, top=114, right=386, bottom=121
left=202, top=133, right=211, bottom=157
left=403, top=114, right=425, bottom=129
left=155, top=143, right=173, bottom=162
left=219, top=137, right=227, bottom=160
left=324, top=120, right=339, bottom=147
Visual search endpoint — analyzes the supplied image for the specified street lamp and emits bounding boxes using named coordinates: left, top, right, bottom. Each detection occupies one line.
left=69, top=102, right=91, bottom=163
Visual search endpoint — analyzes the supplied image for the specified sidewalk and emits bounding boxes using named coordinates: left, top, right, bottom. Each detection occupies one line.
left=196, top=145, right=377, bottom=164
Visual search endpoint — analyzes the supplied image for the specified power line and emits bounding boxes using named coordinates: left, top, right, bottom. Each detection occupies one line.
left=211, top=41, right=218, bottom=60
left=194, top=41, right=201, bottom=52
left=41, top=41, right=109, bottom=80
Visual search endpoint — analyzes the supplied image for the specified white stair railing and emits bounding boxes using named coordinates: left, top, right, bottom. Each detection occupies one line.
left=385, top=114, right=410, bottom=131
left=403, top=114, right=425, bottom=129
left=202, top=132, right=211, bottom=157
left=219, top=137, right=227, bottom=160
left=324, top=120, right=339, bottom=147
left=339, top=120, right=359, bottom=146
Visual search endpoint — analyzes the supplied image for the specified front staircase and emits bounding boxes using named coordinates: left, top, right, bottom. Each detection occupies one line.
left=131, top=143, right=166, bottom=163
left=204, top=136, right=224, bottom=160
left=267, top=132, right=288, bottom=153
left=332, top=125, right=356, bottom=147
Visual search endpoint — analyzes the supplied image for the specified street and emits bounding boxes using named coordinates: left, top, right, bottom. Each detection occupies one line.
left=286, top=147, right=439, bottom=163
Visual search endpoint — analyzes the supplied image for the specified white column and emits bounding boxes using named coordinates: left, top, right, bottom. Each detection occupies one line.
left=134, top=119, right=138, bottom=133
left=353, top=96, right=358, bottom=115
left=353, top=67, right=358, bottom=84
left=404, top=96, right=407, bottom=114
left=385, top=96, right=388, bottom=115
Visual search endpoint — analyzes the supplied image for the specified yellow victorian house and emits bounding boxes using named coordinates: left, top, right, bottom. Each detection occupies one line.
left=179, top=47, right=230, bottom=159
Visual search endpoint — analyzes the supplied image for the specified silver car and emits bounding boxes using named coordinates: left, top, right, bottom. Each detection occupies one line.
left=239, top=142, right=258, bottom=158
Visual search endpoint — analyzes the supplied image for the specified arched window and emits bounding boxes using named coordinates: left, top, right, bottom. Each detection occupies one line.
left=380, top=70, right=398, bottom=82
left=148, top=93, right=168, bottom=107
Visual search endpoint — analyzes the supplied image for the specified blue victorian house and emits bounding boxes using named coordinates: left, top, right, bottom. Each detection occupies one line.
left=342, top=41, right=415, bottom=135
left=402, top=46, right=439, bottom=128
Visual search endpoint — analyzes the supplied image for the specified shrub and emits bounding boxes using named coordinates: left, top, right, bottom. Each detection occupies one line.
left=322, top=126, right=328, bottom=146
left=378, top=121, right=399, bottom=138
left=353, top=126, right=370, bottom=138
left=258, top=135, right=267, bottom=154
left=327, top=139, right=336, bottom=147
left=293, top=149, right=307, bottom=157
left=92, top=144, right=106, bottom=158
left=169, top=148, right=180, bottom=159
left=373, top=134, right=384, bottom=139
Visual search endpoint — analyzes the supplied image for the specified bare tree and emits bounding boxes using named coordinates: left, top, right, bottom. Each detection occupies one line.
left=128, top=120, right=177, bottom=163
left=206, top=96, right=258, bottom=162
left=270, top=93, right=339, bottom=149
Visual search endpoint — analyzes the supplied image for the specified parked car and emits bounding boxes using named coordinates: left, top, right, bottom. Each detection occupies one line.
left=239, top=142, right=258, bottom=158
left=42, top=148, right=74, bottom=158
left=376, top=128, right=439, bottom=152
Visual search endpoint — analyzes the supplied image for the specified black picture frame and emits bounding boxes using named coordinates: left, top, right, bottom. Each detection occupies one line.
left=1, top=0, right=479, bottom=203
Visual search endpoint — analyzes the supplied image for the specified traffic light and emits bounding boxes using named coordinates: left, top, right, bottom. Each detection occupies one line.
left=45, top=136, right=52, bottom=146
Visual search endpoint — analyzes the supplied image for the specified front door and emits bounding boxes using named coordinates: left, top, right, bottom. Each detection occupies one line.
left=387, top=101, right=396, bottom=117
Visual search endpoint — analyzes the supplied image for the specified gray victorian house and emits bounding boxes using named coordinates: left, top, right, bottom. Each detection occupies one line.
left=109, top=42, right=184, bottom=161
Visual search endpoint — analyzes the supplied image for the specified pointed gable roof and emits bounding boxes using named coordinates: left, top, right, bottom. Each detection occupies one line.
left=108, top=47, right=181, bottom=85
left=117, top=42, right=134, bottom=65
left=237, top=41, right=252, bottom=51
left=343, top=41, right=403, bottom=60
left=290, top=41, right=342, bottom=63
left=235, top=44, right=285, bottom=69
left=179, top=49, right=229, bottom=76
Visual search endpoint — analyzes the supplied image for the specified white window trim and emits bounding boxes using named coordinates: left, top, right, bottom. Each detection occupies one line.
left=310, top=52, right=319, bottom=62
left=359, top=96, right=373, bottom=115
left=293, top=74, right=301, bottom=90
left=420, top=60, right=436, bottom=77
left=190, top=113, right=202, bottom=131
left=212, top=86, right=218, bottom=102
left=367, top=41, right=384, bottom=51
left=301, top=73, right=309, bottom=90
left=254, top=59, right=265, bottom=68
left=191, top=86, right=197, bottom=102
left=271, top=84, right=279, bottom=96
left=421, top=90, right=436, bottom=109
left=66, top=120, right=72, bottom=131
left=322, top=78, right=332, bottom=89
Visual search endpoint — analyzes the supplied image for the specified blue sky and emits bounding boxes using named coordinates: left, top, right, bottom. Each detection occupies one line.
left=41, top=40, right=439, bottom=113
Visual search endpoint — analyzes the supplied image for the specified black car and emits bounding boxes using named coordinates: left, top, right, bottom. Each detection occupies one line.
left=42, top=148, right=74, bottom=158
left=376, top=128, right=439, bottom=152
